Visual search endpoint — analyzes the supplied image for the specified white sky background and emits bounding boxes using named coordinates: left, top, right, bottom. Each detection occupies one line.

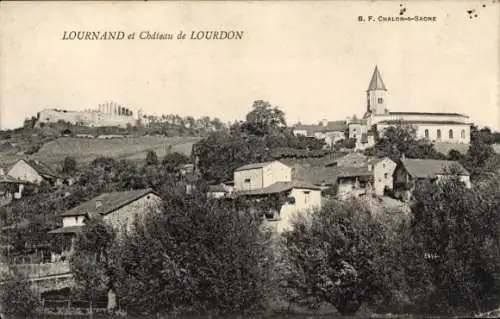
left=0, top=1, right=499, bottom=130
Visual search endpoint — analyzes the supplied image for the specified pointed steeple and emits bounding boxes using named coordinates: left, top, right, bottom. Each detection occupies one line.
left=367, top=66, right=387, bottom=91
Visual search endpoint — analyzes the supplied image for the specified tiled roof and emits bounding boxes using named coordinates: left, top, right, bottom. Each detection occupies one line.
left=61, top=188, right=157, bottom=217
left=388, top=112, right=468, bottom=118
left=293, top=121, right=348, bottom=135
left=234, top=161, right=277, bottom=172
left=367, top=66, right=387, bottom=91
left=325, top=152, right=368, bottom=167
left=400, top=159, right=469, bottom=178
left=235, top=180, right=321, bottom=196
left=294, top=167, right=341, bottom=185
left=48, top=226, right=83, bottom=234
left=294, top=165, right=373, bottom=185
left=23, top=159, right=59, bottom=178
left=378, top=120, right=471, bottom=125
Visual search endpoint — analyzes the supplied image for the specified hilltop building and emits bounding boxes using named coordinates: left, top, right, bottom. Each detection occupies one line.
left=36, top=101, right=143, bottom=128
left=362, top=66, right=472, bottom=145
left=293, top=66, right=472, bottom=151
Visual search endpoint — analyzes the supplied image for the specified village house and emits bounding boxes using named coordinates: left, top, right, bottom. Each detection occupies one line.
left=393, top=157, right=471, bottom=201
left=7, top=158, right=62, bottom=186
left=208, top=161, right=322, bottom=233
left=233, top=161, right=292, bottom=191
left=295, top=154, right=397, bottom=200
left=292, top=120, right=348, bottom=149
left=48, top=188, right=162, bottom=261
left=0, top=169, right=33, bottom=204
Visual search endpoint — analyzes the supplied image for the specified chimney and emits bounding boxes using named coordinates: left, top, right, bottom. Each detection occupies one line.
left=401, top=153, right=406, bottom=160
left=96, top=200, right=102, bottom=209
left=0, top=168, right=4, bottom=176
left=321, top=119, right=328, bottom=127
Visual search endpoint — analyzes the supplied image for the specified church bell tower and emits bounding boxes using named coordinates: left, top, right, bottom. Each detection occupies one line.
left=366, top=66, right=388, bottom=115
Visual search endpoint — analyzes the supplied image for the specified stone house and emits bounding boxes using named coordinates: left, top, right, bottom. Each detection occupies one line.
left=48, top=188, right=162, bottom=259
left=235, top=180, right=322, bottom=233
left=7, top=159, right=62, bottom=186
left=234, top=160, right=292, bottom=191
left=208, top=161, right=322, bottom=233
left=393, top=158, right=471, bottom=201
left=292, top=120, right=348, bottom=149
left=296, top=155, right=396, bottom=200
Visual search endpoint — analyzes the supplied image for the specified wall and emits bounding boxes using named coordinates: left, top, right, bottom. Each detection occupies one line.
left=37, top=109, right=137, bottom=128
left=275, top=188, right=322, bottom=233
left=372, top=158, right=397, bottom=195
left=376, top=122, right=471, bottom=144
left=102, top=193, right=162, bottom=233
left=367, top=89, right=387, bottom=115
left=234, top=168, right=264, bottom=191
left=7, top=160, right=44, bottom=184
left=62, top=215, right=86, bottom=228
left=371, top=113, right=470, bottom=124
left=262, top=162, right=291, bottom=188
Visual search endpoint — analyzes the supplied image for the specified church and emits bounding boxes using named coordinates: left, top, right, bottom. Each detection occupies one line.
left=293, top=66, right=473, bottom=151
left=361, top=66, right=472, bottom=146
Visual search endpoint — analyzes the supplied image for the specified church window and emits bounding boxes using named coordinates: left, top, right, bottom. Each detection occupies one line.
left=461, top=129, right=466, bottom=139
left=449, top=129, right=453, bottom=139
left=424, top=129, right=429, bottom=139
left=437, top=129, right=441, bottom=139
left=377, top=98, right=383, bottom=104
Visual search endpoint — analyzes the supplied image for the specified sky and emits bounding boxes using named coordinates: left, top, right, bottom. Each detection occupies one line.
left=0, top=1, right=499, bottom=130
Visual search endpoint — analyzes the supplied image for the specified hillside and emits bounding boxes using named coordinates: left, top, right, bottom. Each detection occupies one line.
left=0, top=136, right=201, bottom=167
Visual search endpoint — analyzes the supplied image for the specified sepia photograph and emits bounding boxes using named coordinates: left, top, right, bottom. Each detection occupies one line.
left=0, top=0, right=499, bottom=318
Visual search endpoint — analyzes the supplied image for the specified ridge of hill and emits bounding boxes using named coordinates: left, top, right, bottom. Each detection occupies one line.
left=0, top=136, right=201, bottom=167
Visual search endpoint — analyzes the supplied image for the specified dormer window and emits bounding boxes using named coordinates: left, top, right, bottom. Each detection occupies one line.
left=377, top=98, right=383, bottom=104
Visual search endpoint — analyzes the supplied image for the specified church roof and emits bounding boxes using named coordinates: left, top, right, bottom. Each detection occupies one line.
left=388, top=112, right=468, bottom=118
left=367, top=66, right=387, bottom=91
left=377, top=120, right=471, bottom=125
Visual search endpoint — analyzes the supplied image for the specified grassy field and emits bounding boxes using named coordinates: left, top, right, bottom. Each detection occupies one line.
left=0, top=136, right=202, bottom=168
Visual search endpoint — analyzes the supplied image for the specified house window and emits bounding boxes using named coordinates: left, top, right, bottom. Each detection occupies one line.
left=304, top=191, right=310, bottom=204
left=461, top=129, right=466, bottom=139
left=244, top=178, right=250, bottom=183
left=424, top=129, right=429, bottom=139
left=384, top=173, right=388, bottom=179
left=449, top=129, right=453, bottom=139
left=437, top=129, right=441, bottom=139
left=377, top=98, right=383, bottom=104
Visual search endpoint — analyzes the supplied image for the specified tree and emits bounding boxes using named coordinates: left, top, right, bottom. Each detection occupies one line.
left=70, top=217, right=117, bottom=303
left=0, top=268, right=39, bottom=317
left=240, top=100, right=287, bottom=136
left=61, top=156, right=77, bottom=175
left=366, top=122, right=445, bottom=161
left=162, top=152, right=190, bottom=172
left=279, top=199, right=398, bottom=316
left=399, top=176, right=500, bottom=315
left=145, top=150, right=159, bottom=166
left=110, top=190, right=275, bottom=317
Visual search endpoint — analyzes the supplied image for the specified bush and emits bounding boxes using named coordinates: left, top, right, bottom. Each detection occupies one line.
left=0, top=268, right=39, bottom=317
left=278, top=199, right=399, bottom=316
left=110, top=190, right=275, bottom=317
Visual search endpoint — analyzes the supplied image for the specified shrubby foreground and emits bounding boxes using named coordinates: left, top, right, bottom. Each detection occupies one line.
left=60, top=174, right=500, bottom=317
